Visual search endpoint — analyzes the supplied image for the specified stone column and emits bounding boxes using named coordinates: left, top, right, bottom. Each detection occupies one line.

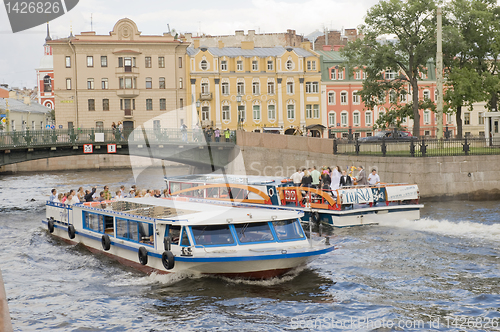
left=214, top=78, right=221, bottom=128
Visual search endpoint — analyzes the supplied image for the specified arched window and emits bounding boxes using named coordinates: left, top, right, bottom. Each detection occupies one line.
left=43, top=75, right=51, bottom=92
left=328, top=91, right=336, bottom=105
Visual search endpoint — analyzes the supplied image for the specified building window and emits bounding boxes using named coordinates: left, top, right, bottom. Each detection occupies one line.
left=267, top=82, right=275, bottom=94
left=389, top=90, right=397, bottom=103
left=268, top=104, right=276, bottom=120
left=221, top=60, right=227, bottom=71
left=400, top=90, right=407, bottom=103
left=424, top=110, right=430, bottom=124
left=146, top=99, right=153, bottom=111
left=201, top=107, right=209, bottom=121
left=201, top=82, right=209, bottom=94
left=341, top=112, right=348, bottom=126
left=328, top=91, right=335, bottom=105
left=237, top=82, right=244, bottom=95
left=180, top=98, right=183, bottom=109
left=286, top=60, right=293, bottom=70
left=200, top=60, right=208, bottom=70
left=340, top=92, right=348, bottom=105
left=158, top=56, right=165, bottom=68
left=305, top=82, right=319, bottom=93
left=66, top=78, right=71, bottom=90
left=365, top=111, right=372, bottom=126
left=237, top=61, right=243, bottom=71
left=385, top=70, right=396, bottom=80
left=363, top=71, right=367, bottom=79
left=123, top=77, right=134, bottom=89
left=221, top=82, right=229, bottom=95
left=160, top=98, right=166, bottom=110
left=253, top=104, right=261, bottom=120
left=252, top=60, right=258, bottom=71
left=287, top=104, right=295, bottom=120
left=65, top=56, right=71, bottom=68
left=43, top=75, right=51, bottom=92
left=464, top=112, right=470, bottom=125
left=353, top=112, right=360, bottom=126
left=124, top=57, right=133, bottom=72
left=222, top=105, right=230, bottom=120
left=423, top=90, right=430, bottom=100
left=178, top=57, right=182, bottom=68
left=101, top=56, right=107, bottom=67
left=179, top=78, right=183, bottom=89
left=146, top=77, right=152, bottom=89
left=238, top=105, right=245, bottom=123
left=479, top=112, right=484, bottom=125
left=252, top=82, right=260, bottom=95
left=338, top=70, right=344, bottom=80
left=87, top=78, right=94, bottom=90
left=103, top=99, right=109, bottom=111
left=353, top=91, right=360, bottom=104
left=313, top=104, right=319, bottom=119
left=101, top=78, right=108, bottom=90
left=355, top=71, right=361, bottom=80
left=87, top=56, right=93, bottom=67
left=329, top=112, right=336, bottom=127
left=307, top=61, right=316, bottom=70
left=306, top=105, right=312, bottom=119
left=159, top=77, right=166, bottom=89
left=145, top=56, right=152, bottom=68
left=286, top=81, right=294, bottom=94
left=96, top=121, right=103, bottom=130
left=330, top=68, right=337, bottom=80
left=267, top=60, right=274, bottom=70
left=88, top=99, right=95, bottom=111
left=118, top=57, right=123, bottom=67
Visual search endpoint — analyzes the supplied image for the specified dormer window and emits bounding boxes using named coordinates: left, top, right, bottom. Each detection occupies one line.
left=200, top=60, right=208, bottom=70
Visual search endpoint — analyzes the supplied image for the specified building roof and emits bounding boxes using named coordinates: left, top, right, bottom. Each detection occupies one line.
left=315, top=50, right=346, bottom=61
left=0, top=98, right=51, bottom=114
left=38, top=54, right=53, bottom=70
left=187, top=46, right=315, bottom=58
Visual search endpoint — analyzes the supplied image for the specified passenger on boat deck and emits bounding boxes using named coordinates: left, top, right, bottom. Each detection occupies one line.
left=144, top=189, right=151, bottom=197
left=61, top=192, right=69, bottom=204
left=154, top=189, right=162, bottom=198
left=339, top=170, right=353, bottom=187
left=356, top=166, right=368, bottom=185
left=54, top=193, right=63, bottom=203
left=368, top=169, right=381, bottom=185
left=300, top=170, right=312, bottom=188
left=311, top=166, right=321, bottom=189
left=320, top=168, right=331, bottom=190
left=103, top=186, right=112, bottom=200
left=330, top=166, right=341, bottom=191
left=84, top=187, right=96, bottom=202
left=126, top=189, right=135, bottom=198
left=77, top=187, right=85, bottom=202
left=68, top=191, right=80, bottom=205
left=120, top=185, right=126, bottom=197
left=97, top=191, right=106, bottom=202
left=290, top=168, right=303, bottom=185
left=49, top=189, right=57, bottom=201
left=115, top=190, right=123, bottom=199
left=163, top=189, right=169, bottom=197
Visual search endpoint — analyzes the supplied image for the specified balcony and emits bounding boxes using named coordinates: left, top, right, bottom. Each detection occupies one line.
left=116, top=89, right=139, bottom=97
left=124, top=109, right=133, bottom=118
left=199, top=92, right=212, bottom=101
left=115, top=66, right=139, bottom=75
left=201, top=119, right=213, bottom=127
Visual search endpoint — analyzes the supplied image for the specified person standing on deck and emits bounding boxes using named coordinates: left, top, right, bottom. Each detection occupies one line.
left=357, top=166, right=368, bottom=185
left=290, top=168, right=303, bottom=186
left=310, top=166, right=321, bottom=189
left=49, top=189, right=57, bottom=201
left=368, top=169, right=381, bottom=185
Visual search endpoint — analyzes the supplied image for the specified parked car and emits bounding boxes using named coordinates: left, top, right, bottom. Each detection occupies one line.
left=359, top=130, right=415, bottom=142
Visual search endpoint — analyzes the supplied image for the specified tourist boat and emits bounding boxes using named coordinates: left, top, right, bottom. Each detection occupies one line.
left=43, top=197, right=334, bottom=279
left=165, top=174, right=424, bottom=227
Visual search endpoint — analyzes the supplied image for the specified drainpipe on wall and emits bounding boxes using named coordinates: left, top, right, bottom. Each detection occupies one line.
left=68, top=40, right=78, bottom=129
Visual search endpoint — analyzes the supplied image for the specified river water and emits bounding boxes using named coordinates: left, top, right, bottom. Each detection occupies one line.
left=1, top=169, right=499, bottom=331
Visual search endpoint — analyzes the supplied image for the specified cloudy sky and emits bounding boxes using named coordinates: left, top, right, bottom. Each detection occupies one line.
left=0, top=0, right=379, bottom=89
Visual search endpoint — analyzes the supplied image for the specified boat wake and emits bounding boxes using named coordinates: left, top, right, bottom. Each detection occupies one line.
left=378, top=217, right=500, bottom=242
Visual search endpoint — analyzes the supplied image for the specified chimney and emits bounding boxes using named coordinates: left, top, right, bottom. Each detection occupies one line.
left=23, top=96, right=31, bottom=105
left=248, top=30, right=255, bottom=37
left=323, top=45, right=332, bottom=51
left=193, top=39, right=200, bottom=48
left=333, top=45, right=344, bottom=51
left=235, top=30, right=244, bottom=37
left=301, top=41, right=311, bottom=50
left=241, top=40, right=254, bottom=50
left=218, top=40, right=224, bottom=48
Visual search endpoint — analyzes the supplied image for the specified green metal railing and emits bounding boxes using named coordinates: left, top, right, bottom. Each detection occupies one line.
left=334, top=137, right=500, bottom=157
left=0, top=128, right=237, bottom=149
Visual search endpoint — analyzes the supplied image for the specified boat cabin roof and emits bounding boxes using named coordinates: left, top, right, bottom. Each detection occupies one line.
left=82, top=197, right=302, bottom=226
left=165, top=174, right=286, bottom=186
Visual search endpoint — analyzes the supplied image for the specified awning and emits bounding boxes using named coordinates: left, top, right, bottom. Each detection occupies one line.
left=305, top=124, right=326, bottom=130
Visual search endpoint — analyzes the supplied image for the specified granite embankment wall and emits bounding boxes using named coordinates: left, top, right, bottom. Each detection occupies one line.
left=233, top=131, right=500, bottom=200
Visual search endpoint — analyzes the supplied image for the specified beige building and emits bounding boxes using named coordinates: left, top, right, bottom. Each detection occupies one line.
left=48, top=18, right=189, bottom=131
left=187, top=41, right=324, bottom=134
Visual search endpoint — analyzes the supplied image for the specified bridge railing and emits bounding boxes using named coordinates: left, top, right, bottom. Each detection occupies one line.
left=0, top=128, right=236, bottom=148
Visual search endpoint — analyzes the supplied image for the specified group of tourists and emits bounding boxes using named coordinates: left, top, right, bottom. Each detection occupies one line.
left=192, top=124, right=232, bottom=143
left=289, top=165, right=381, bottom=192
left=48, top=185, right=169, bottom=205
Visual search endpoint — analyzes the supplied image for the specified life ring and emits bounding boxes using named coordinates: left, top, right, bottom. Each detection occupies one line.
left=47, top=218, right=54, bottom=233
left=138, top=246, right=148, bottom=265
left=101, top=234, right=111, bottom=251
left=162, top=251, right=175, bottom=270
left=68, top=225, right=76, bottom=239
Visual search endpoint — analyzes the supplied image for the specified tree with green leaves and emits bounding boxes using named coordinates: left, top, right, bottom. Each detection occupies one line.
left=342, top=0, right=439, bottom=137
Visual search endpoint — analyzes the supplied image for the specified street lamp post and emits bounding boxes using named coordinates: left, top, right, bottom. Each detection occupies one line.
left=236, top=94, right=242, bottom=130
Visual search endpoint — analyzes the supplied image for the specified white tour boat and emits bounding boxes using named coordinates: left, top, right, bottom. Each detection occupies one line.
left=43, top=197, right=334, bottom=279
left=165, top=174, right=424, bottom=228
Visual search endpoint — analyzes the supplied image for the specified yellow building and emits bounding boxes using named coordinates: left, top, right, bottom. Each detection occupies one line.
left=48, top=18, right=189, bottom=131
left=187, top=40, right=324, bottom=135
